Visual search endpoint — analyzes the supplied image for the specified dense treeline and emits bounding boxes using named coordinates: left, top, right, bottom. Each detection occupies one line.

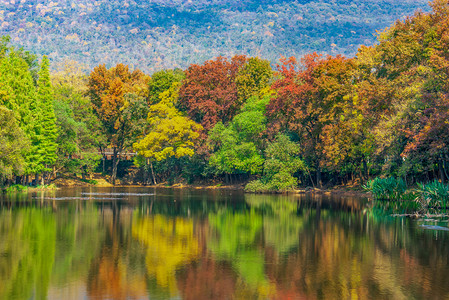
left=0, top=0, right=428, bottom=72
left=1, top=0, right=449, bottom=191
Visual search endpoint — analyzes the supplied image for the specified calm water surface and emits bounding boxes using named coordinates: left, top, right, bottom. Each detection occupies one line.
left=1, top=187, right=449, bottom=300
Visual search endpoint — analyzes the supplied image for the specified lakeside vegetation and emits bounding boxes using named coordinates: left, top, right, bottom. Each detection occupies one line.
left=1, top=1, right=449, bottom=201
left=364, top=177, right=449, bottom=215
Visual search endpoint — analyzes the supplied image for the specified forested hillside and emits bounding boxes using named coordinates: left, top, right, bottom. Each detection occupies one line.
left=0, top=0, right=429, bottom=73
left=2, top=0, right=449, bottom=192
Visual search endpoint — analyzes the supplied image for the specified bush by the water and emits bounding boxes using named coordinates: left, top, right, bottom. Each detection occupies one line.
left=365, top=177, right=449, bottom=213
left=5, top=184, right=28, bottom=193
left=244, top=134, right=304, bottom=193
left=245, top=171, right=298, bottom=193
left=417, top=180, right=449, bottom=209
left=80, top=178, right=98, bottom=185
left=4, top=183, right=58, bottom=193
left=363, top=177, right=407, bottom=200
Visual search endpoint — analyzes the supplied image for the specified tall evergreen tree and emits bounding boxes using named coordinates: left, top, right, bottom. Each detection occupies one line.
left=36, top=56, right=58, bottom=182
left=0, top=52, right=41, bottom=178
left=0, top=106, right=29, bottom=183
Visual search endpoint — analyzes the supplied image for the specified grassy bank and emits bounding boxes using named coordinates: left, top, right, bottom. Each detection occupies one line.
left=364, top=177, right=449, bottom=215
left=2, top=184, right=58, bottom=193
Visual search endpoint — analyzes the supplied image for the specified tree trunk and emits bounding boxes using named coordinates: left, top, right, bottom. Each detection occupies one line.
left=45, top=172, right=50, bottom=185
left=443, top=160, right=449, bottom=182
left=439, top=161, right=445, bottom=183
left=307, top=167, right=315, bottom=188
left=111, top=147, right=121, bottom=185
left=150, top=161, right=157, bottom=185
left=316, top=163, right=322, bottom=188
left=363, top=159, right=368, bottom=181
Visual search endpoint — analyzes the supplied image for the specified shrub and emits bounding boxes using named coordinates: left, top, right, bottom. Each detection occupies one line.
left=265, top=171, right=297, bottom=192
left=363, top=177, right=407, bottom=200
left=416, top=180, right=449, bottom=209
left=80, top=178, right=98, bottom=185
left=245, top=134, right=303, bottom=193
left=245, top=180, right=269, bottom=193
left=5, top=184, right=28, bottom=193
left=35, top=184, right=58, bottom=190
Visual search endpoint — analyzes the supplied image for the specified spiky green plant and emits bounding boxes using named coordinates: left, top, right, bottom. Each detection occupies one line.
left=417, top=180, right=449, bottom=210
left=363, top=177, right=407, bottom=200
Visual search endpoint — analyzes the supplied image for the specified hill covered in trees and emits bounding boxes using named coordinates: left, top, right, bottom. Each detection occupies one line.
left=2, top=0, right=449, bottom=192
left=0, top=0, right=429, bottom=73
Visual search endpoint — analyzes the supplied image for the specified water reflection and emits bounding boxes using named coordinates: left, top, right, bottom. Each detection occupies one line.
left=0, top=188, right=449, bottom=299
left=132, top=214, right=199, bottom=297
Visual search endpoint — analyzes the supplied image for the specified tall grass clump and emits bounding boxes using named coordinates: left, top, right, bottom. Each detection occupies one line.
left=416, top=180, right=449, bottom=209
left=363, top=177, right=407, bottom=200
left=5, top=184, right=28, bottom=193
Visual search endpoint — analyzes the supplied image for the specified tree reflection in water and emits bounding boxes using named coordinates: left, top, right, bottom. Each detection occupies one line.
left=0, top=188, right=449, bottom=299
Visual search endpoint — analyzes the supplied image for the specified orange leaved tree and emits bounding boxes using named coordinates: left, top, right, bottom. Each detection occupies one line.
left=88, top=63, right=149, bottom=184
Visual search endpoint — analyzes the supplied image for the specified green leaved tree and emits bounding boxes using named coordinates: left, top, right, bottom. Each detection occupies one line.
left=245, top=134, right=305, bottom=192
left=0, top=106, right=29, bottom=184
left=0, top=51, right=42, bottom=182
left=208, top=96, right=270, bottom=182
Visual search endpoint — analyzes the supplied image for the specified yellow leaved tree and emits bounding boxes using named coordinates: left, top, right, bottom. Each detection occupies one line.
left=133, top=81, right=202, bottom=184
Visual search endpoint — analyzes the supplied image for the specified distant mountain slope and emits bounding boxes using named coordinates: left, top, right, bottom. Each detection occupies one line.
left=0, top=0, right=429, bottom=73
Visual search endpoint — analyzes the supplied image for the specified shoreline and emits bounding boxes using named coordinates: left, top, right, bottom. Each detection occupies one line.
left=20, top=177, right=371, bottom=198
left=2, top=175, right=369, bottom=198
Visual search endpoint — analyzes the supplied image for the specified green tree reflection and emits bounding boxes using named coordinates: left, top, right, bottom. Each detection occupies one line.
left=246, top=194, right=304, bottom=254
left=208, top=209, right=276, bottom=298
left=51, top=202, right=105, bottom=287
left=0, top=208, right=56, bottom=300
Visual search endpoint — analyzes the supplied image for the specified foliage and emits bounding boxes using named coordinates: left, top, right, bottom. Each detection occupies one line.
left=0, top=44, right=58, bottom=179
left=0, top=0, right=429, bottom=73
left=0, top=106, right=29, bottom=181
left=147, top=69, right=185, bottom=105
left=235, top=57, right=273, bottom=102
left=52, top=60, right=105, bottom=177
left=36, top=55, right=58, bottom=172
left=0, top=51, right=40, bottom=175
left=179, top=55, right=248, bottom=132
left=88, top=63, right=149, bottom=142
left=5, top=184, right=28, bottom=193
left=245, top=134, right=304, bottom=192
left=88, top=63, right=150, bottom=183
left=208, top=96, right=269, bottom=175
left=3, top=0, right=449, bottom=189
left=416, top=180, right=449, bottom=209
left=245, top=180, right=270, bottom=193
left=363, top=177, right=407, bottom=201
left=134, top=82, right=202, bottom=162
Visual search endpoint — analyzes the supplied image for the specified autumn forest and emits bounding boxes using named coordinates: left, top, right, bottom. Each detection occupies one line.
left=1, top=0, right=449, bottom=191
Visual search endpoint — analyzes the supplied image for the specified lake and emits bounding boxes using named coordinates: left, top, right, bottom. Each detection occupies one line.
left=1, top=187, right=449, bottom=299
